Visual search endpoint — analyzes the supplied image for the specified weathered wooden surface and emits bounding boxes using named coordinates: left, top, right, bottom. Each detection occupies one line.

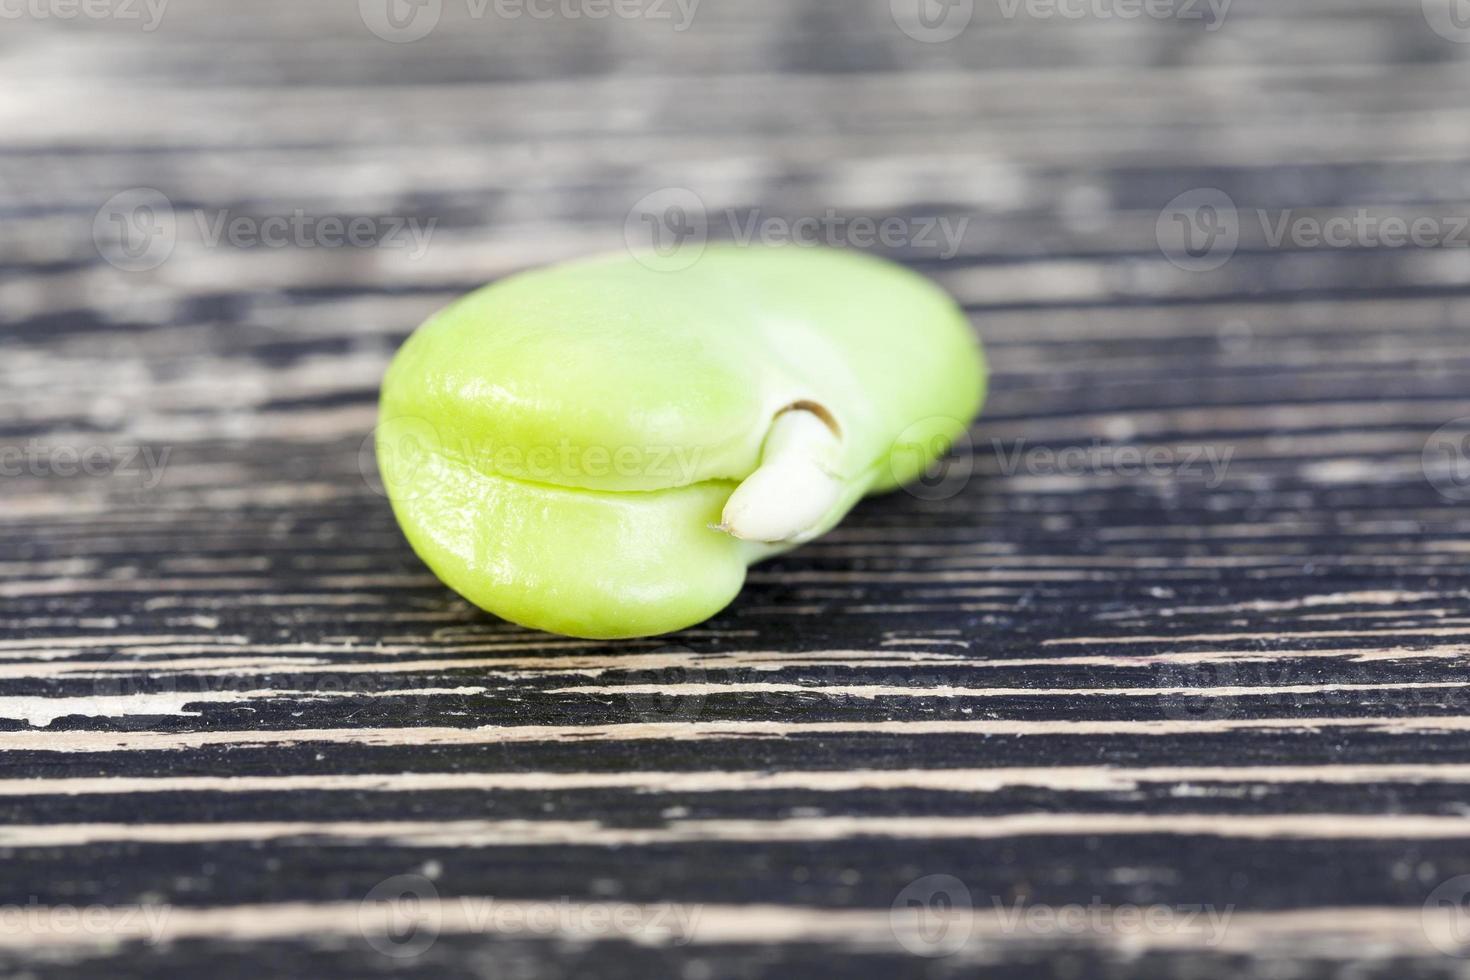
left=5, top=0, right=1470, bottom=977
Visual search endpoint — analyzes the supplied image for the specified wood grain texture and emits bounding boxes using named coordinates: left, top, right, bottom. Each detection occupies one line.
left=4, top=0, right=1470, bottom=977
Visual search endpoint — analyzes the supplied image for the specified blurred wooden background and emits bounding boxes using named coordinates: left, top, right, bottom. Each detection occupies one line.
left=5, top=0, right=1470, bottom=976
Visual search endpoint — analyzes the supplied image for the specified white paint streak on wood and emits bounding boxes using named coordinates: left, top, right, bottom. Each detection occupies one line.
left=544, top=680, right=1470, bottom=700
left=0, top=574, right=438, bottom=598
left=4, top=763, right=1470, bottom=798
left=0, top=687, right=489, bottom=727
left=1091, top=590, right=1463, bottom=619
left=0, top=657, right=330, bottom=680
left=0, top=649, right=968, bottom=681
left=3, top=812, right=1470, bottom=849
left=1, top=715, right=1468, bottom=753
left=0, top=645, right=1453, bottom=685
left=0, top=634, right=249, bottom=654
left=1045, top=627, right=1470, bottom=645
left=0, top=900, right=1447, bottom=960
